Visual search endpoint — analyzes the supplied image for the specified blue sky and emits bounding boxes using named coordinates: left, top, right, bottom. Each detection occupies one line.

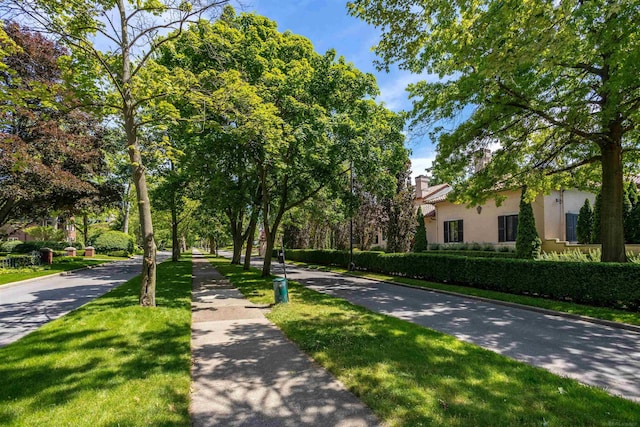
left=239, top=0, right=437, bottom=179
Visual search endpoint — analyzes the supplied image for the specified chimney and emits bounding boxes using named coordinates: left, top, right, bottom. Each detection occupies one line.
left=415, top=175, right=430, bottom=199
left=473, top=148, right=492, bottom=173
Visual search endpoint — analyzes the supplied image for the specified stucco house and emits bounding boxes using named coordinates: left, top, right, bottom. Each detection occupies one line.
left=414, top=174, right=597, bottom=250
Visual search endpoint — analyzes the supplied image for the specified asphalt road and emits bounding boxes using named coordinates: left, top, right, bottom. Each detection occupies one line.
left=234, top=252, right=640, bottom=402
left=0, top=252, right=170, bottom=347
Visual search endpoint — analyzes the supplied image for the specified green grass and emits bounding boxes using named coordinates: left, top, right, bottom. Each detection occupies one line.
left=0, top=256, right=126, bottom=286
left=0, top=255, right=193, bottom=426
left=292, top=262, right=640, bottom=327
left=207, top=255, right=640, bottom=427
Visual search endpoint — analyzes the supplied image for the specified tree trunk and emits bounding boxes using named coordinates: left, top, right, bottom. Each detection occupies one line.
left=243, top=214, right=257, bottom=271
left=261, top=215, right=284, bottom=277
left=232, top=233, right=243, bottom=264
left=131, top=150, right=157, bottom=306
left=118, top=0, right=156, bottom=306
left=600, top=143, right=627, bottom=262
left=209, top=237, right=216, bottom=255
left=171, top=205, right=179, bottom=262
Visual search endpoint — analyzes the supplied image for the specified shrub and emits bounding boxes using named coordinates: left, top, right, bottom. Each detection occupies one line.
left=93, top=231, right=134, bottom=255
left=12, top=241, right=82, bottom=253
left=515, top=188, right=541, bottom=259
left=413, top=207, right=427, bottom=252
left=284, top=249, right=640, bottom=311
left=577, top=198, right=593, bottom=244
left=1, top=240, right=23, bottom=253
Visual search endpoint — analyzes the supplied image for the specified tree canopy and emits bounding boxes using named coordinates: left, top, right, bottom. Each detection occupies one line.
left=0, top=23, right=115, bottom=231
left=158, top=8, right=409, bottom=275
left=348, top=0, right=640, bottom=261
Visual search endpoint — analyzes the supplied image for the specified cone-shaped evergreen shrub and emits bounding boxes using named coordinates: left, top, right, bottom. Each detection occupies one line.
left=577, top=198, right=593, bottom=244
left=413, top=207, right=427, bottom=252
left=515, top=188, right=541, bottom=259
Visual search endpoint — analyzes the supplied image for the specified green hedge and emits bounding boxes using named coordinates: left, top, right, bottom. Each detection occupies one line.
left=284, top=249, right=640, bottom=311
left=420, top=250, right=515, bottom=258
left=0, top=240, right=24, bottom=253
left=93, top=231, right=134, bottom=255
left=12, top=241, right=84, bottom=253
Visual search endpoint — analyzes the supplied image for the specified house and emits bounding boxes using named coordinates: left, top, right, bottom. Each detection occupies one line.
left=2, top=217, right=77, bottom=243
left=415, top=174, right=596, bottom=250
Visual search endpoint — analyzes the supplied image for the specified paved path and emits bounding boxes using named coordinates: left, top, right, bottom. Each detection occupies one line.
left=233, top=252, right=640, bottom=402
left=190, top=252, right=380, bottom=427
left=0, top=253, right=170, bottom=347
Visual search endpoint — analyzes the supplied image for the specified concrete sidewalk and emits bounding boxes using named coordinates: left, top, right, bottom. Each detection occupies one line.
left=190, top=252, right=380, bottom=427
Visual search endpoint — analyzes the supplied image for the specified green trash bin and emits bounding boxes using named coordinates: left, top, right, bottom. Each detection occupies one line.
left=273, top=278, right=289, bottom=304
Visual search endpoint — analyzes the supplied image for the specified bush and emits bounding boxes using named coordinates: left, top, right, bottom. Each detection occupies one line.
left=11, top=241, right=82, bottom=253
left=515, top=188, right=541, bottom=259
left=577, top=198, right=593, bottom=244
left=1, top=240, right=23, bottom=253
left=93, top=231, right=134, bottom=255
left=413, top=207, right=427, bottom=252
left=284, top=249, right=640, bottom=311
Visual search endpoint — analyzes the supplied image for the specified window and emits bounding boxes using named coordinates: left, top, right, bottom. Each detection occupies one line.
left=566, top=213, right=578, bottom=242
left=444, top=220, right=463, bottom=243
left=498, top=215, right=518, bottom=242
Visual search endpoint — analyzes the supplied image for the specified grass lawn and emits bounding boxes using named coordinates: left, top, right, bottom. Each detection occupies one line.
left=0, top=255, right=193, bottom=426
left=0, top=256, right=127, bottom=287
left=207, top=255, right=640, bottom=427
left=292, top=262, right=640, bottom=327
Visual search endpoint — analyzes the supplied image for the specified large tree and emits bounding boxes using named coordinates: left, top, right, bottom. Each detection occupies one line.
left=349, top=0, right=640, bottom=262
left=384, top=163, right=416, bottom=253
left=159, top=10, right=408, bottom=276
left=3, top=0, right=229, bottom=305
left=0, top=23, right=113, bottom=231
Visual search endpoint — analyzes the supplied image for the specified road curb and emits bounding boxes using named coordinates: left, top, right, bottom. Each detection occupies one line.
left=340, top=271, right=640, bottom=334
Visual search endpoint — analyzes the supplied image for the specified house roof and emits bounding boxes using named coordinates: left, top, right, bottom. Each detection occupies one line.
left=424, top=184, right=453, bottom=204
left=416, top=184, right=453, bottom=218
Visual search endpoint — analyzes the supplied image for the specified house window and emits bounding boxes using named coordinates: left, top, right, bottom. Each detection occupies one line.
left=566, top=213, right=578, bottom=242
left=498, top=215, right=518, bottom=242
left=444, top=220, right=463, bottom=243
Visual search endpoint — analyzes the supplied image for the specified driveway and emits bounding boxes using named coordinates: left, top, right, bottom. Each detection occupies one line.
left=234, top=252, right=640, bottom=402
left=0, top=253, right=170, bottom=347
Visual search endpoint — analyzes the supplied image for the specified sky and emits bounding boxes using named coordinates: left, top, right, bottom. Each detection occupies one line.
left=236, top=0, right=438, bottom=181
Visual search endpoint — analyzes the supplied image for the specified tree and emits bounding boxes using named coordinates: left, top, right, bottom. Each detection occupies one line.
left=158, top=10, right=408, bottom=277
left=384, top=164, right=416, bottom=253
left=413, top=207, right=427, bottom=252
left=3, top=0, right=230, bottom=305
left=348, top=0, right=640, bottom=262
left=577, top=198, right=594, bottom=244
left=515, top=188, right=541, bottom=259
left=0, top=23, right=113, bottom=231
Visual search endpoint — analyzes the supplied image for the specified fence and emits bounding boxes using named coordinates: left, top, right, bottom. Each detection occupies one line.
left=0, top=251, right=42, bottom=269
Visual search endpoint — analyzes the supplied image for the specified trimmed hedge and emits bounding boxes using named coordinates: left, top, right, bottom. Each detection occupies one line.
left=420, top=250, right=515, bottom=259
left=0, top=240, right=24, bottom=253
left=12, top=241, right=84, bottom=253
left=93, top=231, right=134, bottom=255
left=284, top=249, right=640, bottom=311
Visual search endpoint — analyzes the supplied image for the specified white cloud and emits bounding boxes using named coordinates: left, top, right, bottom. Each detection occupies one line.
left=377, top=71, right=439, bottom=112
left=409, top=156, right=435, bottom=183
